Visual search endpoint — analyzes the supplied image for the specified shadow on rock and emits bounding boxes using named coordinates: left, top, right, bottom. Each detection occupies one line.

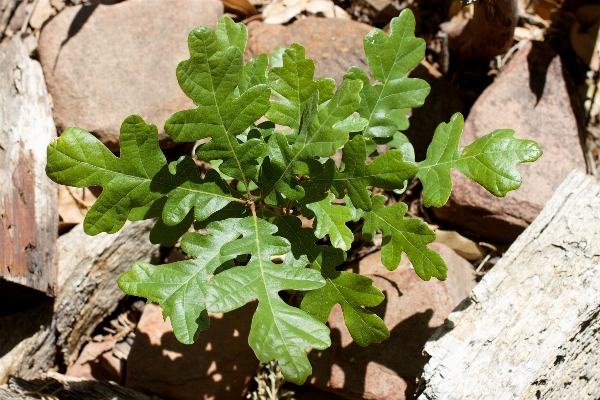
left=125, top=302, right=258, bottom=400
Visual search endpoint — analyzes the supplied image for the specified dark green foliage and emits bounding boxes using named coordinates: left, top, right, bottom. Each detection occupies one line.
left=45, top=10, right=542, bottom=384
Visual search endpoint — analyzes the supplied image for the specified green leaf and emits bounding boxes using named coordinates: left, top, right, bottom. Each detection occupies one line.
left=205, top=216, right=329, bottom=384
left=329, top=134, right=418, bottom=211
left=363, top=195, right=446, bottom=280
left=164, top=161, right=240, bottom=226
left=347, top=9, right=430, bottom=139
left=417, top=113, right=543, bottom=207
left=46, top=115, right=240, bottom=236
left=261, top=79, right=363, bottom=202
left=164, top=17, right=270, bottom=187
left=306, top=193, right=354, bottom=251
left=266, top=43, right=335, bottom=132
left=118, top=219, right=241, bottom=344
left=275, top=216, right=388, bottom=347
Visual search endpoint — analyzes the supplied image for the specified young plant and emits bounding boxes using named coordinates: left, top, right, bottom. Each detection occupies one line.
left=45, top=10, right=542, bottom=384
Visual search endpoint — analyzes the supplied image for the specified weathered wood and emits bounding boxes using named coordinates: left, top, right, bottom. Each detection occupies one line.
left=419, top=170, right=600, bottom=399
left=0, top=37, right=57, bottom=298
left=0, top=372, right=161, bottom=399
left=0, top=220, right=161, bottom=382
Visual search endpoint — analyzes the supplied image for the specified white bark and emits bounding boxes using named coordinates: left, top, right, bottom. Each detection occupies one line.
left=0, top=37, right=57, bottom=295
left=419, top=170, right=600, bottom=399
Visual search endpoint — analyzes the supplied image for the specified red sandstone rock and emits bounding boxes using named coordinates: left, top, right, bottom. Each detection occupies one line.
left=125, top=303, right=258, bottom=400
left=307, top=243, right=477, bottom=400
left=245, top=18, right=373, bottom=84
left=66, top=337, right=122, bottom=383
left=432, top=41, right=587, bottom=244
left=38, top=0, right=223, bottom=152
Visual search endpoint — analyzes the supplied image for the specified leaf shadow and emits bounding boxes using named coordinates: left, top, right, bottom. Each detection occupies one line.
left=298, top=292, right=438, bottom=399
left=124, top=303, right=259, bottom=400
left=527, top=41, right=555, bottom=106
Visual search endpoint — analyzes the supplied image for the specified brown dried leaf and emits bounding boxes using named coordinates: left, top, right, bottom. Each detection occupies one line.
left=434, top=229, right=485, bottom=261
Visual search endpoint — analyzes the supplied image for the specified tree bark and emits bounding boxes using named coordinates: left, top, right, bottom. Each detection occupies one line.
left=0, top=220, right=161, bottom=383
left=0, top=38, right=58, bottom=299
left=419, top=170, right=600, bottom=399
left=0, top=372, right=161, bottom=399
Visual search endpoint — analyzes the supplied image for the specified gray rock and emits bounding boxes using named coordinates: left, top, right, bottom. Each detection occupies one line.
left=432, top=41, right=587, bottom=244
left=38, top=0, right=223, bottom=151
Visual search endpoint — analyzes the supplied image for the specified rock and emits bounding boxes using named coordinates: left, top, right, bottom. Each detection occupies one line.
left=0, top=38, right=57, bottom=300
left=125, top=303, right=258, bottom=400
left=37, top=0, right=223, bottom=152
left=29, top=0, right=55, bottom=30
left=7, top=0, right=27, bottom=32
left=432, top=41, right=587, bottom=244
left=245, top=18, right=373, bottom=84
left=66, top=337, right=122, bottom=383
left=288, top=384, right=346, bottom=399
left=307, top=243, right=477, bottom=400
left=405, top=61, right=464, bottom=162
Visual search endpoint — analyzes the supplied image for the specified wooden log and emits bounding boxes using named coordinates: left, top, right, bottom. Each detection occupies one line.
left=0, top=219, right=161, bottom=383
left=418, top=170, right=600, bottom=399
left=0, top=37, right=58, bottom=299
left=0, top=372, right=161, bottom=399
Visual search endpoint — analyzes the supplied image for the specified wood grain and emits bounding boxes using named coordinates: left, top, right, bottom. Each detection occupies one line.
left=419, top=170, right=600, bottom=399
left=0, top=38, right=57, bottom=298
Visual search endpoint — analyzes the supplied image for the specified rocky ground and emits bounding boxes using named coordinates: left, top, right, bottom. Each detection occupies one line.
left=0, top=0, right=598, bottom=398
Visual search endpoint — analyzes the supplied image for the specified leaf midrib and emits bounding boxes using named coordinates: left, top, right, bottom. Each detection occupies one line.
left=418, top=148, right=527, bottom=172
left=251, top=212, right=295, bottom=371
left=369, top=210, right=440, bottom=276
left=261, top=97, right=349, bottom=200
left=56, top=151, right=243, bottom=203
left=202, top=41, right=251, bottom=189
left=364, top=21, right=421, bottom=134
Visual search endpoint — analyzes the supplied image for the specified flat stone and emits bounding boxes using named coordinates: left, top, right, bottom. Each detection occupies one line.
left=125, top=303, right=258, bottom=400
left=307, top=243, right=477, bottom=400
left=246, top=17, right=373, bottom=84
left=66, top=337, right=122, bottom=383
left=432, top=41, right=587, bottom=244
left=38, top=0, right=223, bottom=152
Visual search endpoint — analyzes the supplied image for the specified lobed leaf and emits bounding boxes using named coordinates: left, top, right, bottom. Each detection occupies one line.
left=346, top=9, right=430, bottom=139
left=305, top=193, right=354, bottom=251
left=118, top=219, right=241, bottom=344
left=362, top=195, right=447, bottom=280
left=266, top=43, right=335, bottom=131
left=46, top=115, right=239, bottom=238
left=329, top=134, right=418, bottom=211
left=275, top=216, right=389, bottom=347
left=261, top=78, right=364, bottom=203
left=204, top=216, right=329, bottom=384
left=417, top=113, right=543, bottom=207
left=165, top=17, right=270, bottom=187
